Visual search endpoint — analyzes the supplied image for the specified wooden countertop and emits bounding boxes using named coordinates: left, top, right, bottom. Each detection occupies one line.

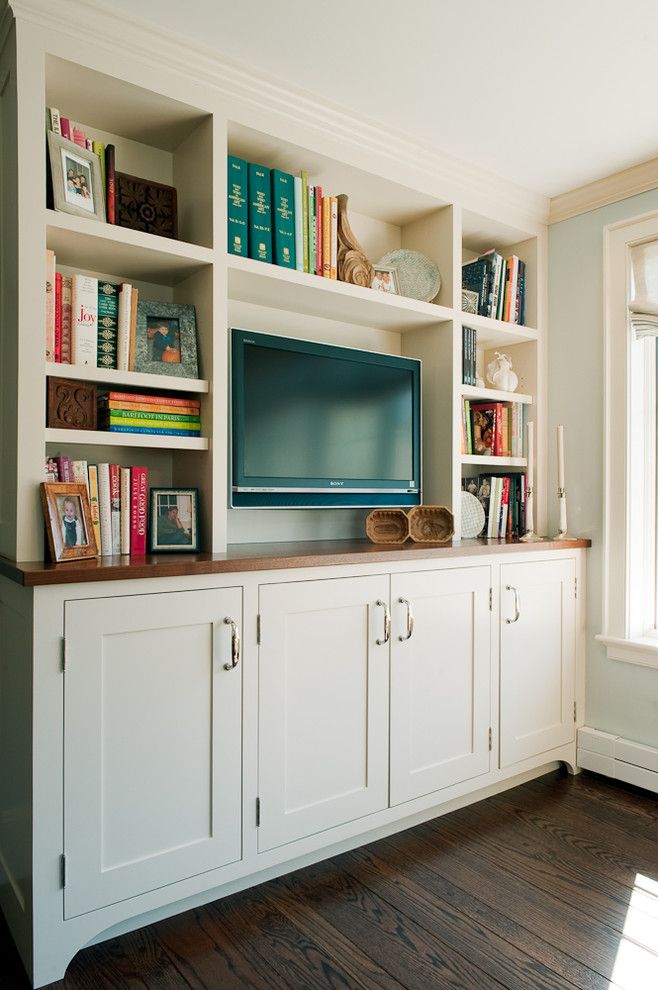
left=0, top=537, right=591, bottom=587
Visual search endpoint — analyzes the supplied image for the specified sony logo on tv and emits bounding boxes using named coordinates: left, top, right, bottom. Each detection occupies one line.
left=330, top=480, right=344, bottom=487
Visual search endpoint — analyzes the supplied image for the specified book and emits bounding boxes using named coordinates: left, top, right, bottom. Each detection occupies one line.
left=48, top=107, right=61, bottom=135
left=100, top=401, right=201, bottom=416
left=130, top=466, right=148, bottom=555
left=314, top=185, right=322, bottom=276
left=248, top=163, right=272, bottom=263
left=97, top=280, right=119, bottom=369
left=101, top=414, right=201, bottom=430
left=464, top=399, right=472, bottom=454
left=100, top=391, right=201, bottom=408
left=103, top=424, right=201, bottom=437
left=109, top=463, right=121, bottom=554
left=105, top=144, right=116, bottom=224
left=71, top=459, right=88, bottom=490
left=271, top=169, right=296, bottom=269
left=462, top=259, right=489, bottom=317
left=517, top=259, right=526, bottom=325
left=322, top=195, right=331, bottom=277
left=301, top=170, right=309, bottom=273
left=54, top=272, right=62, bottom=363
left=116, top=283, right=132, bottom=371
left=120, top=467, right=131, bottom=554
left=128, top=286, right=138, bottom=370
left=54, top=455, right=73, bottom=482
left=97, top=463, right=113, bottom=556
left=45, top=249, right=55, bottom=362
left=71, top=273, right=98, bottom=365
left=330, top=197, right=338, bottom=280
left=60, top=275, right=72, bottom=364
left=100, top=408, right=200, bottom=423
left=293, top=175, right=303, bottom=272
left=308, top=185, right=315, bottom=274
left=72, top=126, right=86, bottom=148
left=227, top=155, right=248, bottom=257
left=59, top=116, right=71, bottom=141
left=87, top=464, right=101, bottom=553
left=93, top=140, right=106, bottom=195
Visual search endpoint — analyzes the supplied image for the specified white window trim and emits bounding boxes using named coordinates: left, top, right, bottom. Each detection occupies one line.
left=600, top=210, right=658, bottom=669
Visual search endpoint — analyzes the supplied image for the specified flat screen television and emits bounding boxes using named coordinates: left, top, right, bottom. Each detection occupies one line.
left=231, top=329, right=421, bottom=508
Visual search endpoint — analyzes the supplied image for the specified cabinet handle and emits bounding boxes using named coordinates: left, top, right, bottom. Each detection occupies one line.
left=223, top=616, right=241, bottom=670
left=505, top=585, right=520, bottom=624
left=398, top=597, right=414, bottom=641
left=375, top=599, right=391, bottom=645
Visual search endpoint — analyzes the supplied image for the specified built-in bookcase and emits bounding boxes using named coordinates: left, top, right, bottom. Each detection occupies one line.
left=0, top=12, right=546, bottom=560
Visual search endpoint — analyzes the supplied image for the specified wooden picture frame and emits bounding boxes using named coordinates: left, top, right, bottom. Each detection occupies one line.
left=40, top=482, right=98, bottom=562
left=149, top=488, right=200, bottom=552
left=46, top=131, right=106, bottom=223
left=132, top=301, right=199, bottom=379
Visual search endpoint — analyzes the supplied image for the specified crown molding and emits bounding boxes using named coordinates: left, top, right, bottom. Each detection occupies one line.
left=8, top=0, right=549, bottom=229
left=550, top=156, right=658, bottom=224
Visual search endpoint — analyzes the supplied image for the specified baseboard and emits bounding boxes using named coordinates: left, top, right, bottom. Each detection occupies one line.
left=578, top=726, right=658, bottom=795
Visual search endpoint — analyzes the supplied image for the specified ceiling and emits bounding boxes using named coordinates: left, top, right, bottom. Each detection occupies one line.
left=110, top=0, right=658, bottom=198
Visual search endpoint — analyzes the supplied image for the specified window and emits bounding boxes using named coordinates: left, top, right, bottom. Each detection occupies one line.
left=600, top=213, right=658, bottom=667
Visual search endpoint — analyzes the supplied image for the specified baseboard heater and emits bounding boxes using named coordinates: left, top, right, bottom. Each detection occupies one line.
left=578, top=726, right=658, bottom=795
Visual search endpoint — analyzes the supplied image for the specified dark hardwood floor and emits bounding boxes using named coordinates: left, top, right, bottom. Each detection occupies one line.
left=2, top=769, right=657, bottom=989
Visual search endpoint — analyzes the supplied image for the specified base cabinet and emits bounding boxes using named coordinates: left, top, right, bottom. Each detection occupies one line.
left=63, top=588, right=243, bottom=917
left=499, top=558, right=576, bottom=768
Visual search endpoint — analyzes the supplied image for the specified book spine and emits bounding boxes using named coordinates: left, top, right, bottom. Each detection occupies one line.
left=330, top=197, right=338, bottom=279
left=248, top=163, right=272, bottom=263
left=494, top=403, right=503, bottom=456
left=307, top=185, right=315, bottom=274
left=71, top=274, right=98, bottom=365
left=465, top=399, right=472, bottom=454
left=128, top=286, right=138, bottom=371
left=60, top=275, right=72, bottom=364
left=293, top=176, right=303, bottom=272
left=116, top=284, right=132, bottom=371
left=97, top=463, right=113, bottom=556
left=105, top=425, right=201, bottom=437
left=54, top=456, right=73, bottom=482
left=322, top=196, right=331, bottom=277
left=45, top=250, right=55, bottom=362
left=101, top=408, right=201, bottom=422
left=314, top=186, right=322, bottom=276
left=301, top=170, right=309, bottom=273
left=87, top=464, right=101, bottom=554
left=97, top=280, right=119, bottom=369
left=517, top=260, right=526, bottom=325
left=54, top=272, right=62, bottom=363
left=462, top=326, right=466, bottom=385
left=105, top=144, right=115, bottom=224
left=227, top=155, right=249, bottom=257
left=72, top=127, right=86, bottom=148
left=130, top=466, right=148, bottom=555
left=120, top=467, right=131, bottom=554
left=271, top=169, right=296, bottom=269
left=93, top=141, right=106, bottom=197
left=469, top=327, right=474, bottom=385
left=48, top=107, right=61, bottom=135
left=71, top=459, right=88, bottom=489
left=102, top=416, right=201, bottom=431
left=102, top=392, right=201, bottom=408
left=109, top=463, right=121, bottom=554
left=60, top=116, right=71, bottom=141
left=500, top=478, right=510, bottom=538
left=101, top=401, right=201, bottom=416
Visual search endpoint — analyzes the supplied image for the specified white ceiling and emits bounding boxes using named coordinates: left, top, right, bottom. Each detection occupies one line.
left=111, top=0, right=658, bottom=198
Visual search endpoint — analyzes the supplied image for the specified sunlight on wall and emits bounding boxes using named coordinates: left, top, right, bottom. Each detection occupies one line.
left=610, top=873, right=658, bottom=987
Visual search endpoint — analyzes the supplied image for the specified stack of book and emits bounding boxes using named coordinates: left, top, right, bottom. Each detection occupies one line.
left=462, top=326, right=478, bottom=385
left=46, top=108, right=116, bottom=223
left=45, top=456, right=147, bottom=556
left=462, top=250, right=526, bottom=325
left=463, top=474, right=527, bottom=540
left=462, top=399, right=524, bottom=458
left=45, top=250, right=139, bottom=368
left=228, top=155, right=339, bottom=277
left=99, top=390, right=201, bottom=438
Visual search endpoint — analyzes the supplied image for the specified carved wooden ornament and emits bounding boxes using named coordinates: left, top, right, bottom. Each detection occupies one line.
left=336, top=194, right=374, bottom=287
left=47, top=378, right=97, bottom=430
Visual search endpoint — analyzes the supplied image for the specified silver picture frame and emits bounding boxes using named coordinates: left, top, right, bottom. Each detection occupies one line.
left=47, top=131, right=106, bottom=223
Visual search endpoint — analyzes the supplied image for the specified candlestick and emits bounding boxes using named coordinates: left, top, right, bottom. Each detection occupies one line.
left=553, top=425, right=579, bottom=541
left=557, top=424, right=565, bottom=490
left=520, top=420, right=542, bottom=542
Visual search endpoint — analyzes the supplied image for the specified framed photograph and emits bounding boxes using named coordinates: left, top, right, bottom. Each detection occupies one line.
left=46, top=131, right=106, bottom=223
left=132, top=302, right=199, bottom=380
left=149, top=488, right=200, bottom=552
left=40, top=482, right=98, bottom=562
left=371, top=265, right=399, bottom=294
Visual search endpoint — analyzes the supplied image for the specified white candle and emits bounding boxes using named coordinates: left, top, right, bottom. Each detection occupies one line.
left=557, top=424, right=565, bottom=490
left=526, top=421, right=534, bottom=486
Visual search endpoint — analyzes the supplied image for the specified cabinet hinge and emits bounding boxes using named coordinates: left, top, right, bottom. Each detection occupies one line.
left=574, top=577, right=578, bottom=600
left=488, top=728, right=492, bottom=751
left=574, top=701, right=577, bottom=723
left=60, top=853, right=66, bottom=889
left=489, top=588, right=493, bottom=612
left=256, top=797, right=261, bottom=827
left=256, top=614, right=261, bottom=646
left=61, top=638, right=66, bottom=673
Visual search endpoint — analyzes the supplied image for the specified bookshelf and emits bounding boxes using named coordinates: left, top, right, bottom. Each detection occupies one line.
left=0, top=6, right=547, bottom=561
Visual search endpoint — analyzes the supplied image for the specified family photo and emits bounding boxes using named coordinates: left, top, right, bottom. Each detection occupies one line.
left=61, top=149, right=95, bottom=214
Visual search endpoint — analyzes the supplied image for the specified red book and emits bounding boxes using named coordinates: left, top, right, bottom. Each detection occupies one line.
left=54, top=455, right=73, bottom=482
left=315, top=186, right=322, bottom=276
left=500, top=477, right=511, bottom=539
left=105, top=144, right=116, bottom=224
left=54, top=272, right=62, bottom=363
left=60, top=116, right=71, bottom=140
left=103, top=391, right=200, bottom=408
left=72, top=127, right=86, bottom=148
left=109, top=464, right=121, bottom=554
left=130, top=466, right=148, bottom=555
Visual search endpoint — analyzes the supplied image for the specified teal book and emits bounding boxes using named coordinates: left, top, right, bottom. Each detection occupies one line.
left=308, top=185, right=316, bottom=274
left=271, top=169, right=296, bottom=269
left=97, top=280, right=119, bottom=369
left=227, top=155, right=248, bottom=256
left=248, top=163, right=272, bottom=263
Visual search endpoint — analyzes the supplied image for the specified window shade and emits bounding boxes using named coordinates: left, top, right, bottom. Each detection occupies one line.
left=629, top=240, right=658, bottom=338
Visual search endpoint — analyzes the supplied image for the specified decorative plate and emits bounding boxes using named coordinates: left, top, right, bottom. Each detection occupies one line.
left=407, top=505, right=454, bottom=544
left=376, top=249, right=441, bottom=302
left=460, top=491, right=486, bottom=538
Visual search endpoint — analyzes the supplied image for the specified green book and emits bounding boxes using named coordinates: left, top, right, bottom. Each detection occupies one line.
left=308, top=185, right=315, bottom=274
left=271, top=169, right=296, bottom=269
left=97, top=281, right=119, bottom=369
left=100, top=409, right=201, bottom=424
left=301, top=170, right=309, bottom=273
left=227, top=155, right=248, bottom=257
left=248, top=163, right=272, bottom=263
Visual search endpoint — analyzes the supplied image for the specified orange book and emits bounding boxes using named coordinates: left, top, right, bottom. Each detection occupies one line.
left=322, top=196, right=331, bottom=277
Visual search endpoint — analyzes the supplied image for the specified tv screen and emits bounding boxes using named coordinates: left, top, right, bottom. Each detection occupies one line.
left=231, top=329, right=421, bottom=508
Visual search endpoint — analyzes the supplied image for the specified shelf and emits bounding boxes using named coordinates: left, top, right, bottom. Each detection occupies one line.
left=460, top=312, right=538, bottom=347
left=46, top=210, right=213, bottom=284
left=227, top=255, right=453, bottom=332
left=45, top=428, right=208, bottom=451
left=45, top=363, right=209, bottom=394
left=459, top=384, right=533, bottom=405
left=460, top=455, right=527, bottom=468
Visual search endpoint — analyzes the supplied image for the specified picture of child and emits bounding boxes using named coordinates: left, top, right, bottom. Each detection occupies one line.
left=58, top=496, right=85, bottom=547
left=61, top=149, right=95, bottom=214
left=147, top=317, right=182, bottom=364
left=156, top=495, right=193, bottom=545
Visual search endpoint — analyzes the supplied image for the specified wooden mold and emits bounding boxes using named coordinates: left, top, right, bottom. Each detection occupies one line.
left=407, top=505, right=454, bottom=544
left=365, top=509, right=409, bottom=544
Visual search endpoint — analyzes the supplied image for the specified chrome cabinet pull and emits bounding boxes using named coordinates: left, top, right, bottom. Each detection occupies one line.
left=223, top=616, right=241, bottom=670
left=375, top=599, right=391, bottom=645
left=505, top=585, right=520, bottom=624
left=398, top=597, right=414, bottom=641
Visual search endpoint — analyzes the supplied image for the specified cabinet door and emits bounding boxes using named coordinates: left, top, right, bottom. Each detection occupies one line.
left=258, top=574, right=389, bottom=852
left=390, top=566, right=491, bottom=806
left=500, top=558, right=576, bottom=767
left=64, top=588, right=242, bottom=918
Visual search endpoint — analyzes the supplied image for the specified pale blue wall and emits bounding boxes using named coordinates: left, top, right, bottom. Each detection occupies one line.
left=549, top=188, right=658, bottom=748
